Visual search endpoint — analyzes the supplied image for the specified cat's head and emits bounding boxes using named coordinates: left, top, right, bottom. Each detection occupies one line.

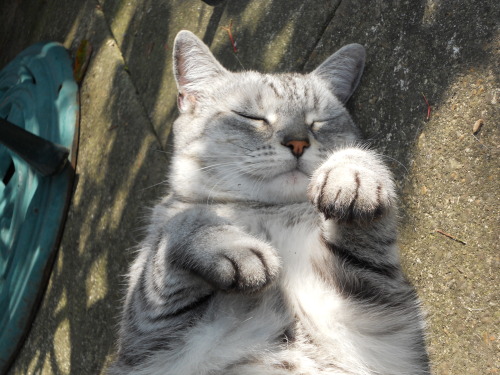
left=169, top=30, right=365, bottom=204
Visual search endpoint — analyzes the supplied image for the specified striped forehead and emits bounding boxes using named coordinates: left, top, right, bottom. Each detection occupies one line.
left=261, top=74, right=320, bottom=110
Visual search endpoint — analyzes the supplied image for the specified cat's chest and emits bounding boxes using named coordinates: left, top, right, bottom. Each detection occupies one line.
left=224, top=203, right=341, bottom=320
left=227, top=202, right=323, bottom=266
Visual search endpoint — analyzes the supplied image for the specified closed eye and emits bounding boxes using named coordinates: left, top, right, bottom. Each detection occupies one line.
left=312, top=117, right=340, bottom=124
left=310, top=115, right=342, bottom=128
left=232, top=111, right=268, bottom=124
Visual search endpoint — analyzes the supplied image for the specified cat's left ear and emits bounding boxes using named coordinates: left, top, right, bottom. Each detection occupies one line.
left=173, top=30, right=228, bottom=112
left=312, top=44, right=366, bottom=104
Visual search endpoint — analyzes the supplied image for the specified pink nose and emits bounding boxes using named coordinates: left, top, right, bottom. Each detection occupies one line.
left=283, top=140, right=310, bottom=157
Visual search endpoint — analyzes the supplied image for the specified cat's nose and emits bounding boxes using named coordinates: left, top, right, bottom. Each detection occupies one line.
left=282, top=139, right=310, bottom=157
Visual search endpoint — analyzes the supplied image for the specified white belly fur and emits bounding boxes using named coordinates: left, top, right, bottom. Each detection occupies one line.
left=153, top=206, right=402, bottom=375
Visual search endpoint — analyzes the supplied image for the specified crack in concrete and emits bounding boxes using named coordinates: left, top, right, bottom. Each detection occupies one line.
left=300, top=0, right=344, bottom=72
left=95, top=0, right=166, bottom=152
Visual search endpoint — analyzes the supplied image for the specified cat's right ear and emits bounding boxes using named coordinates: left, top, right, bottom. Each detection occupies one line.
left=312, top=44, right=366, bottom=104
left=173, top=30, right=227, bottom=113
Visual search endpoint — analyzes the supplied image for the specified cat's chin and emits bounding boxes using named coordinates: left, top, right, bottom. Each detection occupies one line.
left=275, top=170, right=309, bottom=184
left=266, top=170, right=310, bottom=202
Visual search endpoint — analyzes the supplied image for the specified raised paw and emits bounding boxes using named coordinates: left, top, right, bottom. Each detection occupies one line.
left=308, top=148, right=396, bottom=224
left=194, top=230, right=281, bottom=293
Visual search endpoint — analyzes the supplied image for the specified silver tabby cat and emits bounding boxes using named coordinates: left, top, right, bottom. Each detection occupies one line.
left=109, top=30, right=430, bottom=375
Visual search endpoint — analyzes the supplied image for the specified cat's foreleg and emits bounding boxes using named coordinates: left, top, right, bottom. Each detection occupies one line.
left=113, top=205, right=282, bottom=371
left=307, top=147, right=430, bottom=372
left=154, top=204, right=281, bottom=294
left=308, top=147, right=402, bottom=282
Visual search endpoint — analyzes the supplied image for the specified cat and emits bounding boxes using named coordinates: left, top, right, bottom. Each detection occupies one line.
left=109, top=30, right=430, bottom=375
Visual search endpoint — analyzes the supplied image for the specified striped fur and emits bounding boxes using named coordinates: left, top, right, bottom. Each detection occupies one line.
left=109, top=30, right=430, bottom=375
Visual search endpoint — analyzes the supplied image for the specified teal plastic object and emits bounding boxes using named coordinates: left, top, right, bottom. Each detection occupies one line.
left=0, top=42, right=79, bottom=372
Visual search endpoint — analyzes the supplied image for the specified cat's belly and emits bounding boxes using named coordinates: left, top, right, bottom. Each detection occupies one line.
left=271, top=224, right=351, bottom=357
left=206, top=204, right=363, bottom=373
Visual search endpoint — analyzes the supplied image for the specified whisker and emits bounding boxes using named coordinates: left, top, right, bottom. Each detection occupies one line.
left=380, top=154, right=409, bottom=175
left=140, top=179, right=169, bottom=191
left=197, top=161, right=243, bottom=172
left=205, top=166, right=245, bottom=204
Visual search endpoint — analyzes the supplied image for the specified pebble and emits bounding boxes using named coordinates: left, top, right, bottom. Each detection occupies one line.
left=473, top=119, right=484, bottom=134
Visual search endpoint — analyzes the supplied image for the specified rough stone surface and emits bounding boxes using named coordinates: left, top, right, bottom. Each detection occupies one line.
left=0, top=0, right=498, bottom=374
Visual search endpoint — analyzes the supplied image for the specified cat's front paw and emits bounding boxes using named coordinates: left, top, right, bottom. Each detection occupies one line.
left=199, top=232, right=281, bottom=293
left=308, top=148, right=396, bottom=224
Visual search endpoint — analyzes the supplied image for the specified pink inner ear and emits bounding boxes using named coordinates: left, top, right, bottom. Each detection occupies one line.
left=177, top=93, right=185, bottom=110
left=177, top=92, right=196, bottom=112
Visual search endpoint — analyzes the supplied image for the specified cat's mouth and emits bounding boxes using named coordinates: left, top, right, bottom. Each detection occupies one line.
left=244, top=159, right=310, bottom=188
